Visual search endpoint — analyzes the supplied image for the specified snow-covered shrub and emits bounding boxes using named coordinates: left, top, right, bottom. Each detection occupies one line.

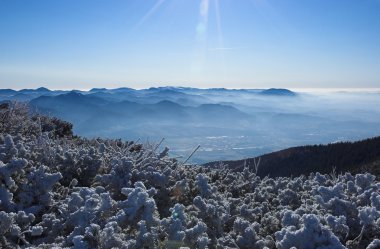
left=113, top=181, right=159, bottom=229
left=325, top=214, right=349, bottom=241
left=183, top=221, right=209, bottom=249
left=161, top=203, right=187, bottom=248
left=0, top=104, right=380, bottom=249
left=192, top=195, right=230, bottom=241
left=367, top=239, right=380, bottom=249
left=275, top=214, right=345, bottom=249
left=195, top=173, right=213, bottom=198
left=17, top=165, right=62, bottom=214
left=95, top=157, right=132, bottom=199
left=356, top=174, right=376, bottom=192
left=281, top=210, right=301, bottom=228
left=234, top=217, right=267, bottom=249
left=278, top=188, right=301, bottom=208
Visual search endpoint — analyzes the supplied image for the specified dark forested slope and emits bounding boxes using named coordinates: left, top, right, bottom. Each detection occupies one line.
left=205, top=137, right=380, bottom=177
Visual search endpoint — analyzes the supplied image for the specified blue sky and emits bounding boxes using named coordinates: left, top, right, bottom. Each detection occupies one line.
left=0, top=0, right=379, bottom=90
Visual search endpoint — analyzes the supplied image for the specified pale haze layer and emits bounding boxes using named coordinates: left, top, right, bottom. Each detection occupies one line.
left=0, top=0, right=380, bottom=90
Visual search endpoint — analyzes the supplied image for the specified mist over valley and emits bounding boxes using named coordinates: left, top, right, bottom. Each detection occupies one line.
left=2, top=87, right=380, bottom=163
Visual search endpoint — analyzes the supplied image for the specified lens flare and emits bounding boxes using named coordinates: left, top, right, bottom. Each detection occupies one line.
left=214, top=0, right=224, bottom=49
left=196, top=0, right=210, bottom=41
left=133, top=0, right=166, bottom=30
left=191, top=0, right=211, bottom=74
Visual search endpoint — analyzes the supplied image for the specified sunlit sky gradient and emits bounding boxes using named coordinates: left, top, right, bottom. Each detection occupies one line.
left=1, top=0, right=380, bottom=90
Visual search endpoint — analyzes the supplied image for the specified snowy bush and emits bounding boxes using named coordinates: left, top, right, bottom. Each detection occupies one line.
left=275, top=214, right=345, bottom=249
left=0, top=103, right=380, bottom=248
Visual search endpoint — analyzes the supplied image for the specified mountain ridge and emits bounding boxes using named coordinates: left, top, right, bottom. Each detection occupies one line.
left=2, top=86, right=380, bottom=164
left=0, top=86, right=297, bottom=103
left=204, top=136, right=380, bottom=177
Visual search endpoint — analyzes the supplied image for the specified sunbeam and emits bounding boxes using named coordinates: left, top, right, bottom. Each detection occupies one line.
left=133, top=0, right=166, bottom=31
left=213, top=0, right=227, bottom=69
left=192, top=0, right=210, bottom=74
left=214, top=0, right=224, bottom=49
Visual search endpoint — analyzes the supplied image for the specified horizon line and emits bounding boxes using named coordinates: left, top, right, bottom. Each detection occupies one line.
left=4, top=86, right=380, bottom=93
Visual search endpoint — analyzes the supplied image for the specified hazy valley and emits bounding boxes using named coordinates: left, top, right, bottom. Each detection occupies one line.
left=2, top=87, right=380, bottom=163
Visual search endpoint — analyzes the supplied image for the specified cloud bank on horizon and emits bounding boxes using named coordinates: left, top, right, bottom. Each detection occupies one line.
left=0, top=0, right=379, bottom=90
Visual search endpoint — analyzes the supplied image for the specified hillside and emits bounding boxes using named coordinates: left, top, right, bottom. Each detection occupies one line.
left=259, top=88, right=297, bottom=96
left=205, top=137, right=380, bottom=178
left=1, top=103, right=380, bottom=248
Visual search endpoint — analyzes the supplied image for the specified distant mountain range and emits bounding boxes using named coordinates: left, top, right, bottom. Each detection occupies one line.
left=0, top=87, right=296, bottom=103
left=2, top=86, right=380, bottom=164
left=205, top=136, right=380, bottom=177
left=0, top=86, right=299, bottom=142
left=27, top=91, right=252, bottom=138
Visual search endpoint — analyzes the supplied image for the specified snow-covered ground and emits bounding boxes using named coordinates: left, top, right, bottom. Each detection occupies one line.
left=1, top=104, right=380, bottom=248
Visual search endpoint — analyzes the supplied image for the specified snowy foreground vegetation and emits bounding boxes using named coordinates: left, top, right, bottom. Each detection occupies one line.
left=1, top=103, right=380, bottom=249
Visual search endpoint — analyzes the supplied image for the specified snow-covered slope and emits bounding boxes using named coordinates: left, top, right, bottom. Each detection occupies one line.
left=0, top=103, right=379, bottom=249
